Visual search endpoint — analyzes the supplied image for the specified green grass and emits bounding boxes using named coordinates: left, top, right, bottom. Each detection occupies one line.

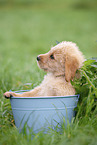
left=0, top=0, right=97, bottom=145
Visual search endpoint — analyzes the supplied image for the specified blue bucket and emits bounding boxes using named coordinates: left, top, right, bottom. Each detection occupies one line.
left=10, top=90, right=79, bottom=133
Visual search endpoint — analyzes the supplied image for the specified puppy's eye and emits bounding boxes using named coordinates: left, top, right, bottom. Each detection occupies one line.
left=50, top=54, right=54, bottom=59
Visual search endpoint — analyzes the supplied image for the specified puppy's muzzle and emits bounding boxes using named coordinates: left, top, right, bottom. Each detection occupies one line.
left=37, top=56, right=41, bottom=61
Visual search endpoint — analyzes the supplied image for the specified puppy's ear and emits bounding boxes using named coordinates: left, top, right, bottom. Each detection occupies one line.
left=65, top=55, right=79, bottom=82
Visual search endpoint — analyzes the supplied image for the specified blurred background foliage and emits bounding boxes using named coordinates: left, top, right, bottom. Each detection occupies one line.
left=0, top=0, right=97, bottom=57
left=0, top=0, right=97, bottom=8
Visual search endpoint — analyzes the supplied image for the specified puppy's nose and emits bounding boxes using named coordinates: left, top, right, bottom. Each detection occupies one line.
left=37, top=56, right=41, bottom=61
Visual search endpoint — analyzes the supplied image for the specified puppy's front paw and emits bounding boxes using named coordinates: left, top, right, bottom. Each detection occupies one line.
left=4, top=92, right=13, bottom=99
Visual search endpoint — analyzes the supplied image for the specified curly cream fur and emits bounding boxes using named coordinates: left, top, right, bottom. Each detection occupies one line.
left=4, top=41, right=84, bottom=98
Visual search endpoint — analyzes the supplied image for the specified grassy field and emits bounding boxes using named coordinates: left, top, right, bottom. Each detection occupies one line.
left=0, top=0, right=97, bottom=145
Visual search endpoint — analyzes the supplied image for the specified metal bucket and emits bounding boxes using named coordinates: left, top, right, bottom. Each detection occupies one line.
left=10, top=90, right=79, bottom=133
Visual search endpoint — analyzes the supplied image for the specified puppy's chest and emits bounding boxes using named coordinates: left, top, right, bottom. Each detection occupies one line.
left=42, top=74, right=65, bottom=86
left=40, top=74, right=66, bottom=96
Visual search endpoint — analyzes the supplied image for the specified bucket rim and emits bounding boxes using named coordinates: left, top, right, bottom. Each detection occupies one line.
left=10, top=95, right=79, bottom=99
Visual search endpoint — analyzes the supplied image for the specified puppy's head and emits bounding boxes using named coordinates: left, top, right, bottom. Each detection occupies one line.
left=37, top=41, right=84, bottom=81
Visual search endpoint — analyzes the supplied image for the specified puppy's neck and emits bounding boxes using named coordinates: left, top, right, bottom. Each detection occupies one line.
left=49, top=72, right=65, bottom=78
left=56, top=74, right=65, bottom=78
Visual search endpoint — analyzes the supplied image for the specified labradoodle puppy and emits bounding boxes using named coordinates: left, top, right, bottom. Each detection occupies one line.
left=4, top=41, right=84, bottom=98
